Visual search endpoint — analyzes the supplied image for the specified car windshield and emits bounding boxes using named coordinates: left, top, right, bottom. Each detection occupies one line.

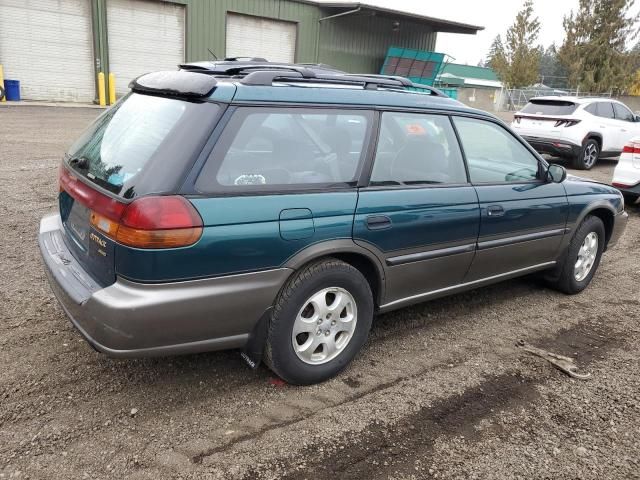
left=521, top=100, right=577, bottom=116
left=66, top=93, right=188, bottom=197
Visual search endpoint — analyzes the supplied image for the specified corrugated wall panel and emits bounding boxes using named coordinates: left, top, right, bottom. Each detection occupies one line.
left=317, top=11, right=437, bottom=73
left=183, top=0, right=320, bottom=64
left=125, top=1, right=437, bottom=74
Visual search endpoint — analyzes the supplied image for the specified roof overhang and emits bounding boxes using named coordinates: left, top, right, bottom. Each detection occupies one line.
left=314, top=2, right=483, bottom=34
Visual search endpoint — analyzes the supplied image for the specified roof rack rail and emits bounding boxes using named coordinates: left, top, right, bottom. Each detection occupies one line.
left=341, top=73, right=413, bottom=87
left=241, top=70, right=306, bottom=85
left=236, top=64, right=317, bottom=78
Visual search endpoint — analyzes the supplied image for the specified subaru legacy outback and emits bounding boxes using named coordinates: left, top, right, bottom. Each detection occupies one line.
left=39, top=63, right=628, bottom=385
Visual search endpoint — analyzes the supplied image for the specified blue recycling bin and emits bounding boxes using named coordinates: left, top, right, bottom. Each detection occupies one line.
left=4, top=80, right=21, bottom=101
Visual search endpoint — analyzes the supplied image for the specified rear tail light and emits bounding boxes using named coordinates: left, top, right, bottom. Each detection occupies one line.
left=60, top=165, right=203, bottom=249
left=554, top=119, right=581, bottom=127
left=622, top=142, right=640, bottom=154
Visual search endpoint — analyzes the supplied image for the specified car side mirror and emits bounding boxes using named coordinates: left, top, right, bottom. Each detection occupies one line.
left=546, top=164, right=567, bottom=183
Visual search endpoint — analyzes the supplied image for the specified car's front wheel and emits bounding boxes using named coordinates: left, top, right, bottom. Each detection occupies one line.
left=264, top=258, right=373, bottom=385
left=547, top=215, right=605, bottom=294
left=572, top=139, right=599, bottom=170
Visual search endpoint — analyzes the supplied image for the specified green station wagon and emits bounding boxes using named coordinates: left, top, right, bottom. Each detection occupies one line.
left=39, top=62, right=628, bottom=385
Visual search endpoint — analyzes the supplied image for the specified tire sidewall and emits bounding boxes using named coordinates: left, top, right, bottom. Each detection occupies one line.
left=566, top=216, right=605, bottom=292
left=577, top=139, right=599, bottom=170
left=269, top=263, right=373, bottom=385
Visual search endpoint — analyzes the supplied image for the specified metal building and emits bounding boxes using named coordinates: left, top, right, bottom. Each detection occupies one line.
left=0, top=0, right=482, bottom=102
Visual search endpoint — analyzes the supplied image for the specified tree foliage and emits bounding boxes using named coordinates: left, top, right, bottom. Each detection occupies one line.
left=487, top=1, right=541, bottom=87
left=559, top=0, right=639, bottom=93
left=539, top=44, right=568, bottom=89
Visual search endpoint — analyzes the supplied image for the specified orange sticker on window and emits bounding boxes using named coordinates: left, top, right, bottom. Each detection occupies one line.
left=405, top=123, right=427, bottom=135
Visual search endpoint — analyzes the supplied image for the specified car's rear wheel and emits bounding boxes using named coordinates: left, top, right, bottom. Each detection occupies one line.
left=572, top=139, right=599, bottom=170
left=264, top=258, right=373, bottom=385
left=547, top=215, right=605, bottom=294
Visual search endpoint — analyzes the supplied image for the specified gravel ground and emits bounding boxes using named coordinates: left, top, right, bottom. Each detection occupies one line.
left=1, top=106, right=639, bottom=480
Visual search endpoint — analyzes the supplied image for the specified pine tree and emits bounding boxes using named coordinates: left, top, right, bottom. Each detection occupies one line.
left=559, top=0, right=639, bottom=93
left=485, top=1, right=541, bottom=88
left=487, top=35, right=508, bottom=80
left=539, top=44, right=568, bottom=89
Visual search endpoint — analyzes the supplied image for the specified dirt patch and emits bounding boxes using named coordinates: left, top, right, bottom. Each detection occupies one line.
left=242, top=321, right=621, bottom=480
left=1, top=106, right=639, bottom=480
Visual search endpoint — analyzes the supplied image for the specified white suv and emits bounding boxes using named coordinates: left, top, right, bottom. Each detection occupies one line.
left=511, top=96, right=640, bottom=170
left=612, top=137, right=640, bottom=205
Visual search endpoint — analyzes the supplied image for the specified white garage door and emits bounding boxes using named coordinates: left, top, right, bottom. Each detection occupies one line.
left=0, top=0, right=95, bottom=102
left=226, top=13, right=297, bottom=64
left=107, top=0, right=185, bottom=96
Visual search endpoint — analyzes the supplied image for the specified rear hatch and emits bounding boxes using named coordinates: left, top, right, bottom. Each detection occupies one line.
left=513, top=99, right=579, bottom=138
left=59, top=91, right=221, bottom=286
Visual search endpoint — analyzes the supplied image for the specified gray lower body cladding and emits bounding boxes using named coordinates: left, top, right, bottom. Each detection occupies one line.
left=39, top=214, right=291, bottom=358
left=522, top=136, right=581, bottom=158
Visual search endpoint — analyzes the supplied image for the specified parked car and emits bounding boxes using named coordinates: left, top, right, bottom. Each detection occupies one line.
left=612, top=137, right=640, bottom=205
left=39, top=64, right=628, bottom=385
left=511, top=96, right=640, bottom=170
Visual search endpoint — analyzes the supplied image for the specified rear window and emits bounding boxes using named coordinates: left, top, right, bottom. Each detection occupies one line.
left=195, top=107, right=372, bottom=193
left=521, top=100, right=577, bottom=116
left=66, top=93, right=216, bottom=198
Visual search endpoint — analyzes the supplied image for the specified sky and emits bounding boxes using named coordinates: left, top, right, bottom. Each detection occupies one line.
left=317, top=0, right=640, bottom=66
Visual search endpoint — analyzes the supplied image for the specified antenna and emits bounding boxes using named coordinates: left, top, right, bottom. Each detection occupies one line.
left=207, top=48, right=218, bottom=61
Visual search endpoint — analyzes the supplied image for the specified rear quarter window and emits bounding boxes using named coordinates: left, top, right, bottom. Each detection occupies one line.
left=195, top=107, right=373, bottom=193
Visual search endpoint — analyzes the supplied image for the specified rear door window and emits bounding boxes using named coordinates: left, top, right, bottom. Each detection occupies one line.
left=370, top=112, right=467, bottom=186
left=596, top=102, right=615, bottom=119
left=521, top=100, right=577, bottom=116
left=195, top=108, right=372, bottom=192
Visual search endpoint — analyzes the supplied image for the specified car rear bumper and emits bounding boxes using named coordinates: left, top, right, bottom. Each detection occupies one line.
left=613, top=182, right=640, bottom=196
left=39, top=213, right=291, bottom=358
left=521, top=136, right=581, bottom=158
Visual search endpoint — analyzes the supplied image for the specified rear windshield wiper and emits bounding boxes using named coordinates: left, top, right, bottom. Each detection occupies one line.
left=68, top=156, right=89, bottom=170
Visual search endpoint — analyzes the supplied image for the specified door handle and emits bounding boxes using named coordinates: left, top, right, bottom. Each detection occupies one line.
left=486, top=205, right=505, bottom=217
left=366, top=215, right=392, bottom=230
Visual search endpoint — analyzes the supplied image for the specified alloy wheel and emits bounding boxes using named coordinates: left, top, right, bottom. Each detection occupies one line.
left=574, top=232, right=598, bottom=282
left=291, top=287, right=357, bottom=365
left=583, top=143, right=598, bottom=168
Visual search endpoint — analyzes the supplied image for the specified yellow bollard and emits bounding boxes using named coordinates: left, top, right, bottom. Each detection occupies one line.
left=0, top=64, right=5, bottom=102
left=108, top=73, right=116, bottom=105
left=98, top=72, right=106, bottom=106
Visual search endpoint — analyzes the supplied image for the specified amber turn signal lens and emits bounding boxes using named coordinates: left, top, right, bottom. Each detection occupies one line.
left=90, top=212, right=119, bottom=237
left=115, top=225, right=203, bottom=249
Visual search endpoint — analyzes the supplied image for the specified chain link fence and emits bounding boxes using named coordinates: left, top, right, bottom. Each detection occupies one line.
left=498, top=87, right=614, bottom=111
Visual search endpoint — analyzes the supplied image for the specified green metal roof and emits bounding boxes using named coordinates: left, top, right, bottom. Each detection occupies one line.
left=439, top=63, right=499, bottom=81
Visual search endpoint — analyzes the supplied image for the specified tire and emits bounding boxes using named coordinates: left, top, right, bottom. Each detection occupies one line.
left=623, top=193, right=639, bottom=206
left=0, top=85, right=4, bottom=101
left=264, top=258, right=373, bottom=385
left=547, top=215, right=605, bottom=294
left=572, top=139, right=599, bottom=170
